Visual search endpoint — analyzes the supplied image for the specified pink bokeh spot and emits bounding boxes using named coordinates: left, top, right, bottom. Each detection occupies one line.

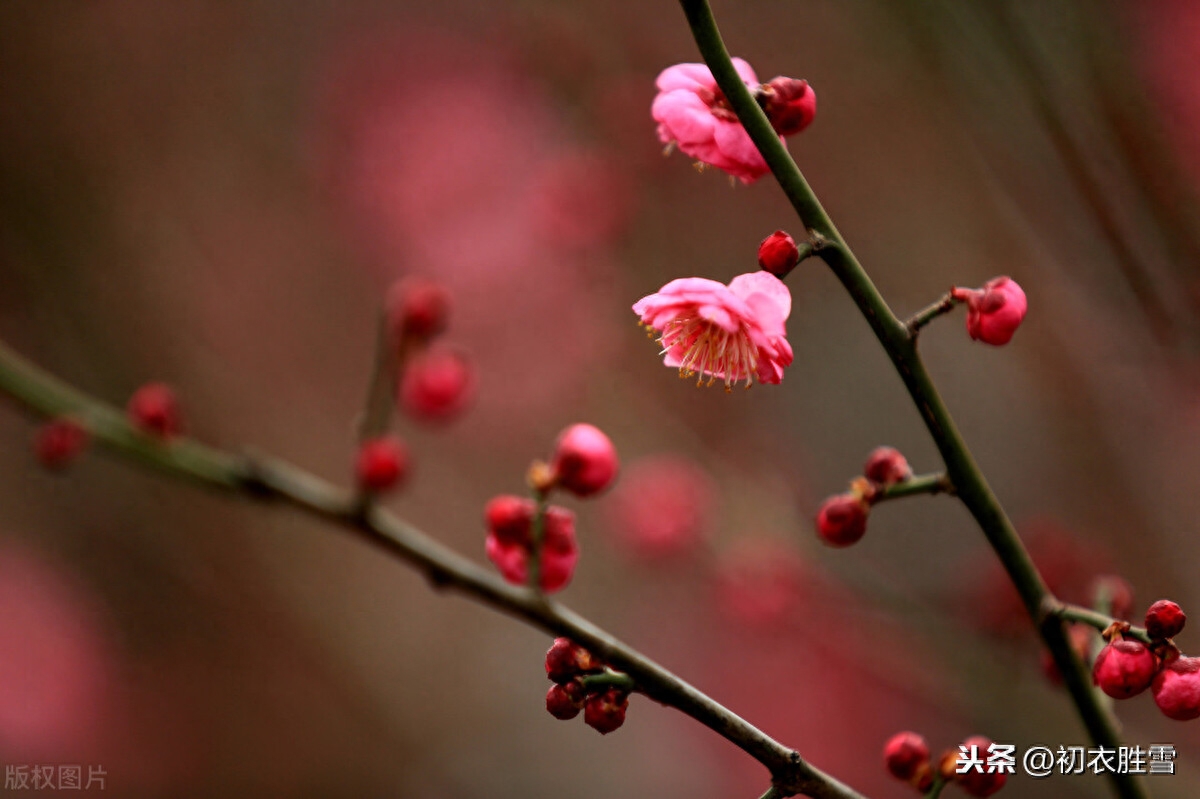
left=604, top=455, right=715, bottom=559
left=633, top=271, right=793, bottom=389
left=652, top=58, right=780, bottom=183
left=714, top=540, right=806, bottom=626
left=0, top=545, right=116, bottom=761
left=310, top=27, right=627, bottom=426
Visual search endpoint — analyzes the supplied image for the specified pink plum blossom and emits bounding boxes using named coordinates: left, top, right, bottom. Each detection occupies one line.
left=633, top=271, right=793, bottom=389
left=651, top=59, right=780, bottom=183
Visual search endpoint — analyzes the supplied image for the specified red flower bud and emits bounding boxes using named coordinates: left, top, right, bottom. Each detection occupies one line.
left=484, top=495, right=536, bottom=546
left=863, top=446, right=912, bottom=487
left=883, top=731, right=929, bottom=781
left=387, top=277, right=451, bottom=341
left=550, top=423, right=618, bottom=497
left=815, top=493, right=869, bottom=547
left=1153, top=656, right=1200, bottom=720
left=956, top=736, right=1007, bottom=797
left=952, top=277, right=1027, bottom=346
left=1146, top=600, right=1186, bottom=640
left=545, top=682, right=585, bottom=720
left=484, top=506, right=579, bottom=593
left=127, top=382, right=182, bottom=438
left=1093, top=638, right=1158, bottom=699
left=34, top=417, right=89, bottom=470
left=355, top=436, right=409, bottom=492
left=757, top=230, right=800, bottom=278
left=545, top=637, right=602, bottom=683
left=760, top=77, right=817, bottom=137
left=583, top=688, right=628, bottom=735
left=399, top=347, right=475, bottom=424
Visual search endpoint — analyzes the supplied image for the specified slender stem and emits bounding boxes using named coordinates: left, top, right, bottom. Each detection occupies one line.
left=678, top=3, right=1144, bottom=798
left=757, top=787, right=785, bottom=799
left=904, top=293, right=959, bottom=337
left=873, top=472, right=953, bottom=503
left=795, top=240, right=815, bottom=264
left=527, top=489, right=549, bottom=592
left=0, top=337, right=867, bottom=799
left=580, top=669, right=637, bottom=694
left=358, top=312, right=402, bottom=442
left=1056, top=604, right=1153, bottom=646
left=923, top=778, right=946, bottom=799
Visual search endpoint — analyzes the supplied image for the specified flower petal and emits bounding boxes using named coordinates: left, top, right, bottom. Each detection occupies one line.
left=728, top=271, right=792, bottom=321
left=655, top=63, right=717, bottom=93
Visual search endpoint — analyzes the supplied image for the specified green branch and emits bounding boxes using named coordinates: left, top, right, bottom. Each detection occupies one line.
left=678, top=2, right=1144, bottom=798
left=874, top=472, right=953, bottom=503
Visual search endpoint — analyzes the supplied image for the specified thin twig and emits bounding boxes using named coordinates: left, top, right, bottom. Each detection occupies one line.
left=903, top=293, right=958, bottom=338
left=0, top=337, right=866, bottom=799
left=874, top=472, right=954, bottom=503
left=1054, top=603, right=1153, bottom=646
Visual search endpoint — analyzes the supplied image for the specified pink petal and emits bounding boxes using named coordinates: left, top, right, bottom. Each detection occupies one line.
left=655, top=63, right=717, bottom=93
left=743, top=293, right=786, bottom=339
left=698, top=304, right=737, bottom=332
left=652, top=93, right=718, bottom=146
left=712, top=121, right=771, bottom=181
left=730, top=57, right=759, bottom=86
left=728, top=271, right=792, bottom=320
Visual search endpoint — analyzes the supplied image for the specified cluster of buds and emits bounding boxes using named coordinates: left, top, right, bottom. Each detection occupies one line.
left=386, top=277, right=475, bottom=425
left=950, top=277, right=1027, bottom=347
left=544, top=638, right=632, bottom=735
left=815, top=447, right=912, bottom=547
left=483, top=424, right=618, bottom=592
left=1088, top=599, right=1200, bottom=721
left=352, top=278, right=473, bottom=496
left=883, top=732, right=1007, bottom=796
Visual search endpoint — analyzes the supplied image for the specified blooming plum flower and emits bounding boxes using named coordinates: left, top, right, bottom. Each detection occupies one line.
left=652, top=59, right=779, bottom=183
left=633, top=271, right=793, bottom=389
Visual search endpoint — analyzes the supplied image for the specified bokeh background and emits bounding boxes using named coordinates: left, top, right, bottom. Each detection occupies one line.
left=1, top=1, right=1200, bottom=796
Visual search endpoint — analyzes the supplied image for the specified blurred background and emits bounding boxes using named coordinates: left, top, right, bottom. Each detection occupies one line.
left=1, top=0, right=1199, bottom=796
